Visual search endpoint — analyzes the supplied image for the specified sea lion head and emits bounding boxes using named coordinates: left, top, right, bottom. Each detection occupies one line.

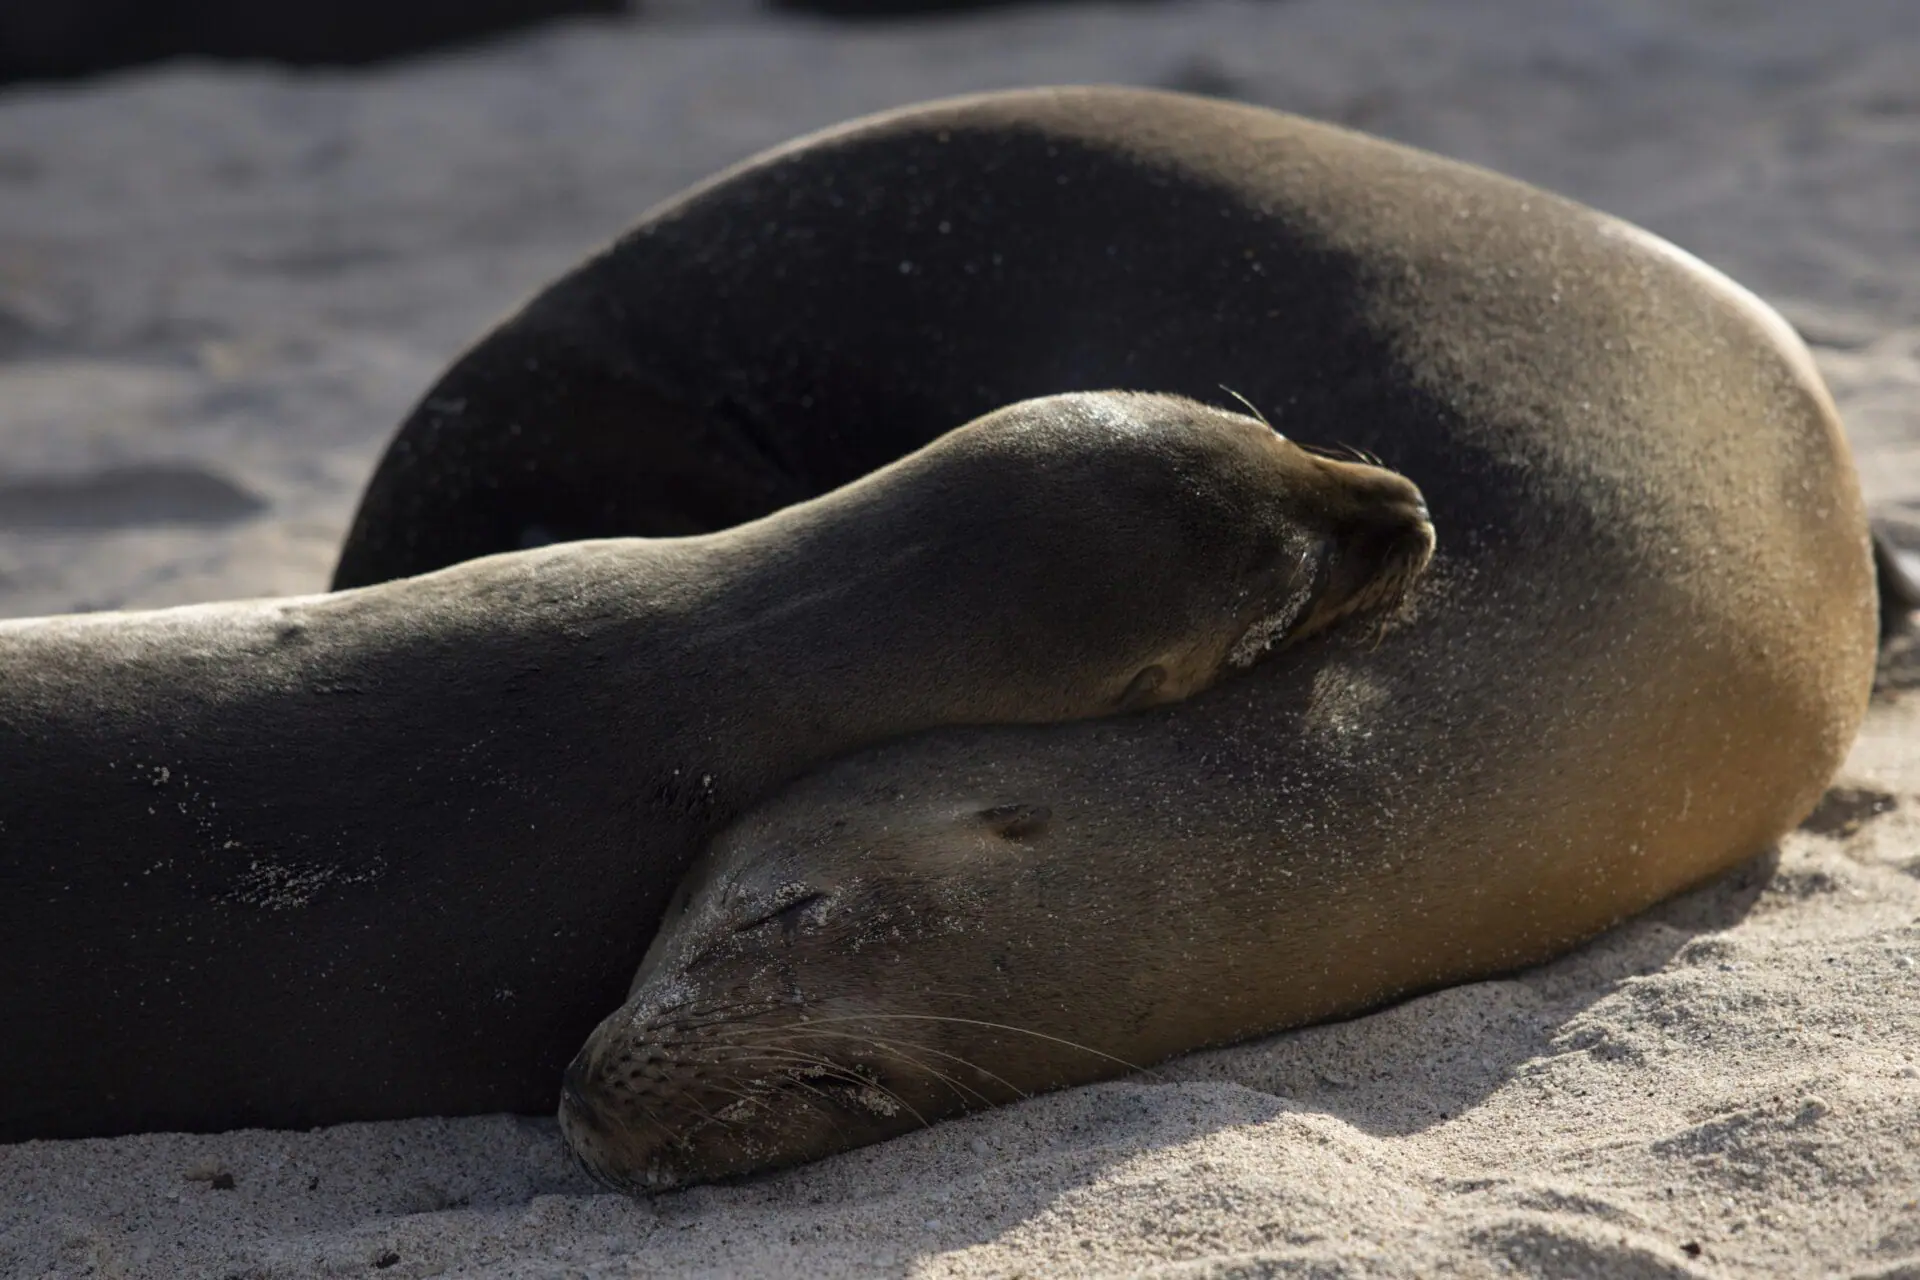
left=558, top=789, right=1107, bottom=1193
left=557, top=398, right=1437, bottom=1191
left=871, top=391, right=1434, bottom=716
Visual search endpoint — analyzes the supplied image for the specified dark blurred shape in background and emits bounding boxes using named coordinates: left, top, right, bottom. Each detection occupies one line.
left=0, top=0, right=1199, bottom=85
left=772, top=0, right=1153, bottom=13
left=0, top=0, right=625, bottom=83
left=768, top=0, right=1159, bottom=12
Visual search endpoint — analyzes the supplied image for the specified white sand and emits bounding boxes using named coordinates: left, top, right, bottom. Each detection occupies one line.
left=4, top=1, right=1919, bottom=1275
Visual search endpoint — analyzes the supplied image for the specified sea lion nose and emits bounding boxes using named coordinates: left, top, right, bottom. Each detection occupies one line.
left=1306, top=468, right=1436, bottom=626
left=1388, top=493, right=1435, bottom=555
left=1367, top=492, right=1436, bottom=573
left=1345, top=470, right=1433, bottom=557
left=1363, top=468, right=1428, bottom=524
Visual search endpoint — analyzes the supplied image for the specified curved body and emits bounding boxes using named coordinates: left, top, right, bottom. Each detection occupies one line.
left=0, top=392, right=1420, bottom=1140
left=372, top=88, right=1878, bottom=1189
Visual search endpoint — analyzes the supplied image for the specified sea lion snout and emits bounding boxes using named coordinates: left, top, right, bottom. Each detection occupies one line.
left=1341, top=481, right=1435, bottom=592
left=562, top=982, right=919, bottom=1192
left=1226, top=454, right=1435, bottom=665
left=1293, top=461, right=1435, bottom=637
left=555, top=1055, right=631, bottom=1186
left=558, top=1007, right=710, bottom=1192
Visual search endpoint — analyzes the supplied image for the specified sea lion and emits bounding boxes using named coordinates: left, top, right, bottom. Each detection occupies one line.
left=0, top=390, right=1431, bottom=1141
left=394, top=88, right=1874, bottom=1190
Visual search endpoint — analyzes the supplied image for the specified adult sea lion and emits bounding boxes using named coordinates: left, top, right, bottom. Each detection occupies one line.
left=0, top=391, right=1431, bottom=1141
left=340, top=87, right=1870, bottom=1190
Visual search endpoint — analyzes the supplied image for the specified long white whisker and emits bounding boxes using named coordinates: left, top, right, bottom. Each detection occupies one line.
left=791, top=1013, right=1164, bottom=1080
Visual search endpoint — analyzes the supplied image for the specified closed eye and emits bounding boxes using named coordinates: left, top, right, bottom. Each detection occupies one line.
left=734, top=890, right=828, bottom=934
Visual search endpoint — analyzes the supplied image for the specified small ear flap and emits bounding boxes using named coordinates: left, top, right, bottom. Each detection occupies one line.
left=976, top=803, right=1052, bottom=841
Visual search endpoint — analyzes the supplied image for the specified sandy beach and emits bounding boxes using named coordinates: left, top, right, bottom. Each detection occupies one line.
left=3, top=1, right=1919, bottom=1275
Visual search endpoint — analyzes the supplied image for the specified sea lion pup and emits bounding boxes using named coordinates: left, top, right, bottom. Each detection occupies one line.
left=0, top=391, right=1432, bottom=1142
left=534, top=89, right=1876, bottom=1191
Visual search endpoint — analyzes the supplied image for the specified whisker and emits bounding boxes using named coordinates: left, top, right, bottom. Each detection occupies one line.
left=1297, top=440, right=1390, bottom=469
left=720, top=1043, right=932, bottom=1132
left=786, top=1029, right=997, bottom=1111
left=791, top=1027, right=1028, bottom=1107
left=1218, top=384, right=1275, bottom=431
left=658, top=1087, right=751, bottom=1136
left=791, top=1013, right=1164, bottom=1080
left=706, top=1054, right=858, bottom=1139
